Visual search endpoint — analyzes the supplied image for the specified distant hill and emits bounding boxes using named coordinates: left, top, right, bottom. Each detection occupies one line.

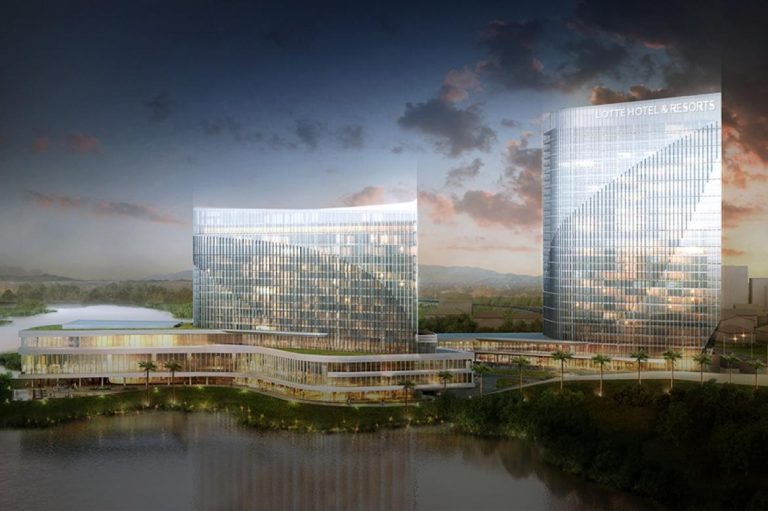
left=0, top=265, right=78, bottom=282
left=142, top=270, right=193, bottom=281
left=419, top=265, right=540, bottom=288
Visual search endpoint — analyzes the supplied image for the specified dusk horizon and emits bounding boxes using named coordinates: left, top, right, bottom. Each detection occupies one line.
left=3, top=1, right=766, bottom=281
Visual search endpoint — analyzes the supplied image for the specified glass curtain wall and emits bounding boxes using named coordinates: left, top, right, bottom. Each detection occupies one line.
left=542, top=93, right=722, bottom=353
left=193, top=202, right=418, bottom=353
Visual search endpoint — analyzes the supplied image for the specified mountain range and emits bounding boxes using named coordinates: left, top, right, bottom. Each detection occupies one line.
left=0, top=265, right=540, bottom=288
left=419, top=265, right=540, bottom=288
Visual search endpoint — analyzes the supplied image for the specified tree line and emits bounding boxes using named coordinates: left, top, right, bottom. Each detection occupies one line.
left=437, top=382, right=768, bottom=509
left=419, top=313, right=543, bottom=333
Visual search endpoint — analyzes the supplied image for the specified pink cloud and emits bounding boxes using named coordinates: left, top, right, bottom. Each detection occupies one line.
left=418, top=191, right=457, bottom=224
left=26, top=191, right=185, bottom=226
left=66, top=132, right=102, bottom=153
left=32, top=137, right=50, bottom=153
left=340, top=186, right=388, bottom=206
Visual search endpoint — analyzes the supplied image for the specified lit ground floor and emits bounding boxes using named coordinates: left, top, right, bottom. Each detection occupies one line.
left=18, top=327, right=474, bottom=403
left=437, top=332, right=727, bottom=372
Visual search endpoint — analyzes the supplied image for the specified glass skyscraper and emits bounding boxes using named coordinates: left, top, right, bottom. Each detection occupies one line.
left=542, top=93, right=722, bottom=353
left=193, top=201, right=418, bottom=353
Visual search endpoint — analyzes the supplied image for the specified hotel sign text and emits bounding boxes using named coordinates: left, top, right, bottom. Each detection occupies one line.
left=595, top=99, right=717, bottom=119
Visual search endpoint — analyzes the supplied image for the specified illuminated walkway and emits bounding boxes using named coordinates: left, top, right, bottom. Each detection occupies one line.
left=489, top=370, right=768, bottom=394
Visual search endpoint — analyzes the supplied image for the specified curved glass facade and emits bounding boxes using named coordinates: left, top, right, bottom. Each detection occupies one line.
left=193, top=202, right=418, bottom=353
left=543, top=93, right=721, bottom=353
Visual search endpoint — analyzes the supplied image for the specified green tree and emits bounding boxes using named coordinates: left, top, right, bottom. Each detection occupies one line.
left=398, top=379, right=415, bottom=408
left=630, top=350, right=649, bottom=385
left=746, top=359, right=764, bottom=390
left=551, top=349, right=573, bottom=391
left=163, top=360, right=182, bottom=401
left=511, top=356, right=530, bottom=393
left=471, top=363, right=491, bottom=396
left=662, top=349, right=682, bottom=390
left=0, top=289, right=16, bottom=304
left=591, top=354, right=611, bottom=397
left=693, top=352, right=711, bottom=384
left=722, top=354, right=739, bottom=384
left=138, top=360, right=157, bottom=390
left=438, top=371, right=453, bottom=393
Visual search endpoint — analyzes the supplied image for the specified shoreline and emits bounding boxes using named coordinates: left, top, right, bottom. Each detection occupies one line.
left=2, top=380, right=768, bottom=509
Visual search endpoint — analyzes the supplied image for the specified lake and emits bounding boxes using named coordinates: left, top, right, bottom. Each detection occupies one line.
left=0, top=305, right=175, bottom=352
left=0, top=412, right=658, bottom=511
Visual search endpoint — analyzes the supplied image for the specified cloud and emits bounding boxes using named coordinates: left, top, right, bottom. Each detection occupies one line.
left=26, top=191, right=185, bottom=226
left=421, top=133, right=542, bottom=231
left=65, top=132, right=102, bottom=153
left=398, top=98, right=496, bottom=157
left=723, top=247, right=746, bottom=257
left=418, top=191, right=457, bottom=224
left=337, top=124, right=364, bottom=149
left=556, top=37, right=628, bottom=91
left=201, top=117, right=263, bottom=144
left=500, top=118, right=520, bottom=128
left=339, top=185, right=414, bottom=207
left=295, top=118, right=326, bottom=149
left=455, top=190, right=540, bottom=230
left=267, top=133, right=297, bottom=150
left=502, top=132, right=542, bottom=215
left=439, top=67, right=482, bottom=103
left=340, top=186, right=387, bottom=206
left=476, top=20, right=551, bottom=91
left=445, top=158, right=483, bottom=188
left=144, top=93, right=175, bottom=122
left=572, top=0, right=721, bottom=95
left=390, top=142, right=424, bottom=154
left=723, top=201, right=764, bottom=229
left=32, top=137, right=50, bottom=153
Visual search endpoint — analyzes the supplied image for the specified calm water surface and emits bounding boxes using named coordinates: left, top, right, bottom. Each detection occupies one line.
left=0, top=305, right=175, bottom=352
left=0, top=412, right=658, bottom=511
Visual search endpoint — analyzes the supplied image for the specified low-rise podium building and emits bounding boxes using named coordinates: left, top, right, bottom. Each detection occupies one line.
left=18, top=202, right=473, bottom=402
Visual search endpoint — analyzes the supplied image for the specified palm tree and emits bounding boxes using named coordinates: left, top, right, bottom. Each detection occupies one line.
left=511, top=356, right=530, bottom=393
left=722, top=354, right=739, bottom=384
left=471, top=363, right=491, bottom=396
left=746, top=359, right=765, bottom=390
left=163, top=360, right=182, bottom=401
left=138, top=360, right=157, bottom=389
left=662, top=349, right=682, bottom=390
left=693, top=352, right=711, bottom=384
left=438, top=371, right=453, bottom=393
left=551, top=349, right=573, bottom=391
left=630, top=350, right=649, bottom=385
left=591, top=354, right=611, bottom=397
left=398, top=379, right=415, bottom=408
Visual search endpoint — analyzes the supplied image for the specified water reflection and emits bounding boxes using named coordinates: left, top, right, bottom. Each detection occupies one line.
left=0, top=304, right=175, bottom=352
left=1, top=413, right=658, bottom=511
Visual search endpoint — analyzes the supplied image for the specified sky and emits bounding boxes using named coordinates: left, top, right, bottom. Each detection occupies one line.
left=0, top=0, right=766, bottom=280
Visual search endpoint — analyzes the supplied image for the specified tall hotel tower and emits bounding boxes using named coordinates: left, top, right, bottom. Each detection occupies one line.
left=542, top=93, right=721, bottom=353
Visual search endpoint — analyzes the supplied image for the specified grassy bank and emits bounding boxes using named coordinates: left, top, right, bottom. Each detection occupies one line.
left=442, top=380, right=768, bottom=510
left=0, top=300, right=53, bottom=319
left=0, top=382, right=439, bottom=432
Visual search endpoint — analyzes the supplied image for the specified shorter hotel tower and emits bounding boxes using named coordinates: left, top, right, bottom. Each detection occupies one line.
left=542, top=93, right=722, bottom=354
left=193, top=203, right=418, bottom=353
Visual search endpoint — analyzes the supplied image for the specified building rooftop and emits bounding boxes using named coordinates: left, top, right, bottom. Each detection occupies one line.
left=62, top=320, right=184, bottom=330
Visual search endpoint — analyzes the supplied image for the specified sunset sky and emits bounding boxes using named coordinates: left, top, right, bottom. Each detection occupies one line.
left=0, top=0, right=765, bottom=279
